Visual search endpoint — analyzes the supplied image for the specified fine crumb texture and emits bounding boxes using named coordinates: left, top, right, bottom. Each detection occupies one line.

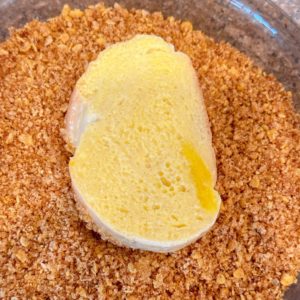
left=0, top=3, right=299, bottom=299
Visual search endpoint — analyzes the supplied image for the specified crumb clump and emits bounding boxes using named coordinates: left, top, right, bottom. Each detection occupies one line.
left=0, top=3, right=299, bottom=299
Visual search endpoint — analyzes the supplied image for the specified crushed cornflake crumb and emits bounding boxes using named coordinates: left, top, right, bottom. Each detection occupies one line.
left=233, top=268, right=246, bottom=280
left=216, top=273, right=226, bottom=285
left=0, top=3, right=299, bottom=299
left=15, top=249, right=28, bottom=263
left=249, top=175, right=260, bottom=189
left=72, top=43, right=83, bottom=53
left=69, top=8, right=84, bottom=18
left=18, top=133, right=33, bottom=145
left=60, top=32, right=70, bottom=43
left=44, top=35, right=53, bottom=46
left=19, top=236, right=29, bottom=247
left=281, top=273, right=296, bottom=287
left=0, top=48, right=9, bottom=56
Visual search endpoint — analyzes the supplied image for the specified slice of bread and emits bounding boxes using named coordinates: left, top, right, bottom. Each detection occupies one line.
left=65, top=35, right=221, bottom=252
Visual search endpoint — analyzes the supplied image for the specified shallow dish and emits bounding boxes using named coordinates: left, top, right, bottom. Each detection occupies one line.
left=0, top=0, right=299, bottom=298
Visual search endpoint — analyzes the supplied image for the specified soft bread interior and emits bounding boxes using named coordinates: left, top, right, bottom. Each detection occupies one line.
left=67, top=35, right=221, bottom=252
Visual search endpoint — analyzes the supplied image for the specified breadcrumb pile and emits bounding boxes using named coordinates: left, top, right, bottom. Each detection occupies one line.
left=0, top=3, right=299, bottom=299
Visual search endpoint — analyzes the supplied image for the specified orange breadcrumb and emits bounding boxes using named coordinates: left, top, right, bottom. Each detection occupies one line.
left=0, top=3, right=299, bottom=299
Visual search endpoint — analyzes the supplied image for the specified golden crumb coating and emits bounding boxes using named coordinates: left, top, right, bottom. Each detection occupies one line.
left=0, top=3, right=299, bottom=299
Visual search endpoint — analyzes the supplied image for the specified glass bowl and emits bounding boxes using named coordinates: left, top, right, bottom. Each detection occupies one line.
left=0, top=0, right=299, bottom=298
